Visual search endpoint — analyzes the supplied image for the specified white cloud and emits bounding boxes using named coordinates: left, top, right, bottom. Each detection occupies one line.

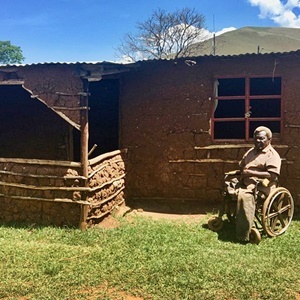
left=197, top=27, right=236, bottom=42
left=215, top=27, right=237, bottom=36
left=248, top=0, right=300, bottom=27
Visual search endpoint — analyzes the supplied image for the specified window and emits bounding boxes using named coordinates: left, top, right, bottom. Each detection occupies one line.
left=212, top=76, right=282, bottom=140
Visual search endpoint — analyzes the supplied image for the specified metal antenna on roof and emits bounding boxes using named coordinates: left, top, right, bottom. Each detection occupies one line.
left=212, top=15, right=216, bottom=55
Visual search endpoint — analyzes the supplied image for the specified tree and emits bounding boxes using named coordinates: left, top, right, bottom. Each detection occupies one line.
left=116, top=7, right=207, bottom=62
left=0, top=41, right=25, bottom=64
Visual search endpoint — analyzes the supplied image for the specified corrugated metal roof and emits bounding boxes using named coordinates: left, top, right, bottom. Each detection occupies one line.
left=0, top=60, right=131, bottom=68
left=1, top=49, right=300, bottom=68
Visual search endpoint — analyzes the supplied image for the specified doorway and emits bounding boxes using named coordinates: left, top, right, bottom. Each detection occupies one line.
left=73, top=78, right=120, bottom=161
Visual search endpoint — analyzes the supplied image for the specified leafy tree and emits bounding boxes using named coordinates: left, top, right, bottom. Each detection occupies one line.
left=0, top=41, right=25, bottom=64
left=117, top=7, right=206, bottom=62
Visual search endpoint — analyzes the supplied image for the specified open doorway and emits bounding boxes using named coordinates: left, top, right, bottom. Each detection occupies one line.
left=0, top=84, right=72, bottom=160
left=72, top=78, right=120, bottom=161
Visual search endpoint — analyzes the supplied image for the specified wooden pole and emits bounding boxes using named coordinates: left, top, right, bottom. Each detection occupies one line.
left=79, top=90, right=89, bottom=230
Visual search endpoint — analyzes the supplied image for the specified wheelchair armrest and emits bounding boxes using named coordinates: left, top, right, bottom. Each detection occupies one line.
left=225, top=170, right=241, bottom=176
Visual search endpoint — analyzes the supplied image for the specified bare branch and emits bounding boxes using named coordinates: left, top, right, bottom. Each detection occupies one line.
left=116, top=7, right=206, bottom=61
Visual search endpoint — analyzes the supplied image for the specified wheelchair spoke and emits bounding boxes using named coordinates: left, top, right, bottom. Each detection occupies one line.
left=267, top=198, right=290, bottom=229
left=267, top=212, right=285, bottom=231
left=262, top=187, right=294, bottom=237
left=270, top=216, right=281, bottom=231
left=266, top=204, right=291, bottom=219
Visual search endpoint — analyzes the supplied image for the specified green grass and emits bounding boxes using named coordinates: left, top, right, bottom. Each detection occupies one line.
left=0, top=216, right=299, bottom=300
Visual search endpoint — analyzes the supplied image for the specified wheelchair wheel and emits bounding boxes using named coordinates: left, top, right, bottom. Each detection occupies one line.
left=262, top=187, right=294, bottom=237
left=249, top=228, right=261, bottom=244
left=208, top=216, right=224, bottom=232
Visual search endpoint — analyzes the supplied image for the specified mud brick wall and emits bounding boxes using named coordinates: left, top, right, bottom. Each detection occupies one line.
left=86, top=150, right=126, bottom=226
left=7, top=64, right=83, bottom=128
left=0, top=159, right=84, bottom=226
left=120, top=54, right=300, bottom=209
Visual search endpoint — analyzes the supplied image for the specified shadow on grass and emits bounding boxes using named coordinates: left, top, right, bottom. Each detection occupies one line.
left=202, top=220, right=237, bottom=243
left=0, top=221, right=77, bottom=230
left=216, top=220, right=237, bottom=242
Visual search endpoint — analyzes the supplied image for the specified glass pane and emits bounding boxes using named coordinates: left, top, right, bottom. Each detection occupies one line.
left=218, top=78, right=245, bottom=96
left=250, top=77, right=281, bottom=95
left=214, top=121, right=245, bottom=139
left=249, top=121, right=281, bottom=138
left=214, top=99, right=245, bottom=118
left=250, top=99, right=281, bottom=117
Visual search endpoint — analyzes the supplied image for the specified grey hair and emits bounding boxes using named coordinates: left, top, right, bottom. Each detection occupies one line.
left=254, top=126, right=272, bottom=139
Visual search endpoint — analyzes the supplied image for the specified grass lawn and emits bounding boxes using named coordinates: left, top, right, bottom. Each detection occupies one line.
left=0, top=215, right=299, bottom=300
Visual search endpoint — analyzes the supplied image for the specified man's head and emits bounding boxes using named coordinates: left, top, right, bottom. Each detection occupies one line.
left=253, top=126, right=272, bottom=151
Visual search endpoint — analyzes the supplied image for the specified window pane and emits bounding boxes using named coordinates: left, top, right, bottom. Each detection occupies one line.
left=250, top=77, right=281, bottom=95
left=250, top=99, right=281, bottom=117
left=218, top=78, right=245, bottom=96
left=214, top=99, right=245, bottom=118
left=214, top=121, right=245, bottom=139
left=249, top=121, right=281, bottom=138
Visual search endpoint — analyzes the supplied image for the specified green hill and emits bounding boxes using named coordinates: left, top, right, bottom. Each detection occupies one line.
left=190, top=26, right=300, bottom=56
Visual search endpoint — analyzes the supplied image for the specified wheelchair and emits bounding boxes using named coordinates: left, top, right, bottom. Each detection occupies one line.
left=208, top=171, right=294, bottom=244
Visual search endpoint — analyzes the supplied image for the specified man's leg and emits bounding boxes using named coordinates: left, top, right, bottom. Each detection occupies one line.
left=236, top=188, right=255, bottom=241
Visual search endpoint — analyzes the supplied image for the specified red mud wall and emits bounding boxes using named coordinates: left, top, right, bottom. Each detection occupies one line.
left=86, top=150, right=126, bottom=226
left=0, top=64, right=85, bottom=160
left=120, top=54, right=300, bottom=208
left=0, top=159, right=83, bottom=226
left=17, top=64, right=83, bottom=127
left=0, top=150, right=127, bottom=227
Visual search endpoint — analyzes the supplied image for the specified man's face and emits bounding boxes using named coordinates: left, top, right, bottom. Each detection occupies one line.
left=254, top=131, right=271, bottom=151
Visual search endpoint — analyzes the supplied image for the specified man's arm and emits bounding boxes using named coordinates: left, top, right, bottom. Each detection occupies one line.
left=241, top=169, right=277, bottom=181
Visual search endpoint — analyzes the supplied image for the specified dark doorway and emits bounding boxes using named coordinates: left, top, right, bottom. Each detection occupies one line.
left=0, top=85, right=71, bottom=160
left=87, top=79, right=120, bottom=158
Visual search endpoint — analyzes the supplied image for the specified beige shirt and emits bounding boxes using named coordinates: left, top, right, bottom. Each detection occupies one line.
left=239, top=144, right=281, bottom=188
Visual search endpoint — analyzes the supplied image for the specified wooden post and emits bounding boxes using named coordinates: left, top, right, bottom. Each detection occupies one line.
left=79, top=91, right=89, bottom=230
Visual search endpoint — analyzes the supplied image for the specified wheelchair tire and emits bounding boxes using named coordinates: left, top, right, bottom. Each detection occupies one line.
left=208, top=217, right=224, bottom=232
left=262, top=187, right=294, bottom=237
left=249, top=228, right=261, bottom=244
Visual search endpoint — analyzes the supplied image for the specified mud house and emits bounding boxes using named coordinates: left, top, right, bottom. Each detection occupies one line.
left=0, top=62, right=130, bottom=227
left=121, top=51, right=300, bottom=214
left=0, top=50, right=300, bottom=226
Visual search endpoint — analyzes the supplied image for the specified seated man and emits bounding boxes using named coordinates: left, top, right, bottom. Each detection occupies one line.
left=233, top=126, right=281, bottom=242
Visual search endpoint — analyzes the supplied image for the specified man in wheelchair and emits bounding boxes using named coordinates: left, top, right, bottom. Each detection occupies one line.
left=231, top=126, right=281, bottom=242
left=208, top=126, right=293, bottom=243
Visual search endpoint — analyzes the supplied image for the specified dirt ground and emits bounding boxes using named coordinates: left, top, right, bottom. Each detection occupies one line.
left=96, top=202, right=215, bottom=229
left=97, top=210, right=209, bottom=229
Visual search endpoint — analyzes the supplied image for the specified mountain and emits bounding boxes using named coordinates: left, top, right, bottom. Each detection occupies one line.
left=189, top=26, right=300, bottom=56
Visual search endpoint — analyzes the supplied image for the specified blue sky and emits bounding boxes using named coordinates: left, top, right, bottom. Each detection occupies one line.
left=1, top=0, right=299, bottom=64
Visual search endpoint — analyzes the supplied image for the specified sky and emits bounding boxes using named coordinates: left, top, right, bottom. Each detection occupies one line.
left=1, top=0, right=300, bottom=64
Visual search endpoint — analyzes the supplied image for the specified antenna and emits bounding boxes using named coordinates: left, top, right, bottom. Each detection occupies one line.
left=212, top=15, right=216, bottom=55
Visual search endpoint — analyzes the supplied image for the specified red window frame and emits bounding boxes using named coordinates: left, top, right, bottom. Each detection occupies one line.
left=211, top=75, right=283, bottom=141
